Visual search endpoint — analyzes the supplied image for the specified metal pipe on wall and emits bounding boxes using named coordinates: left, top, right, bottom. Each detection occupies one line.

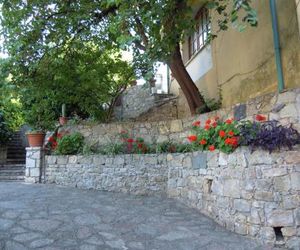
left=269, top=0, right=285, bottom=92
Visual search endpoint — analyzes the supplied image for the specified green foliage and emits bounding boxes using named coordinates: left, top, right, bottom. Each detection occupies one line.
left=55, top=132, right=84, bottom=155
left=99, top=142, right=125, bottom=156
left=82, top=142, right=99, bottom=155
left=0, top=58, right=24, bottom=131
left=0, top=111, right=12, bottom=145
left=155, top=141, right=193, bottom=154
left=0, top=0, right=258, bottom=83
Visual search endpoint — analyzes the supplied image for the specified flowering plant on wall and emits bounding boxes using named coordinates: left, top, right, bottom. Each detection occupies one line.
left=119, top=130, right=149, bottom=154
left=188, top=114, right=300, bottom=153
left=188, top=117, right=240, bottom=153
left=239, top=117, right=300, bottom=153
left=47, top=133, right=64, bottom=150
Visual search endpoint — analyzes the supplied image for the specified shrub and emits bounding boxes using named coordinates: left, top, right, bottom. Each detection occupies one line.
left=155, top=141, right=193, bottom=153
left=0, top=112, right=12, bottom=145
left=55, top=132, right=84, bottom=155
left=99, top=143, right=125, bottom=155
left=239, top=120, right=300, bottom=153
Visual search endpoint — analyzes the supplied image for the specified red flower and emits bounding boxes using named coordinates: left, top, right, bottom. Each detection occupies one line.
left=48, top=136, right=55, bottom=143
left=208, top=145, right=215, bottom=151
left=51, top=141, right=58, bottom=149
left=199, top=139, right=207, bottom=145
left=212, top=122, right=217, bottom=128
left=232, top=137, right=238, bottom=147
left=228, top=131, right=234, bottom=137
left=127, top=138, right=134, bottom=143
left=187, top=135, right=197, bottom=142
left=206, top=119, right=211, bottom=124
left=219, top=130, right=226, bottom=138
left=225, top=137, right=238, bottom=147
left=57, top=133, right=63, bottom=139
left=256, top=114, right=266, bottom=122
left=204, top=125, right=210, bottom=130
left=192, top=121, right=201, bottom=127
left=225, top=119, right=232, bottom=124
left=225, top=138, right=232, bottom=145
left=137, top=143, right=143, bottom=149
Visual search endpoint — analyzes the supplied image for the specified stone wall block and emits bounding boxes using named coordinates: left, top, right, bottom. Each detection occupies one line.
left=170, top=120, right=183, bottom=133
left=267, top=210, right=294, bottom=227
left=279, top=103, right=298, bottom=118
left=219, top=152, right=228, bottom=166
left=222, top=179, right=240, bottom=198
left=295, top=208, right=300, bottom=226
left=285, top=151, right=300, bottom=164
left=207, top=152, right=219, bottom=168
left=233, top=199, right=251, bottom=212
left=47, top=156, right=57, bottom=164
left=68, top=155, right=77, bottom=164
left=263, top=167, right=288, bottom=177
left=274, top=175, right=291, bottom=192
left=248, top=208, right=261, bottom=224
left=254, top=191, right=274, bottom=201
left=277, top=91, right=296, bottom=104
left=248, top=151, right=273, bottom=165
left=260, top=227, right=276, bottom=244
left=242, top=180, right=255, bottom=191
left=57, top=157, right=68, bottom=165
left=291, top=172, right=300, bottom=190
left=191, top=153, right=206, bottom=169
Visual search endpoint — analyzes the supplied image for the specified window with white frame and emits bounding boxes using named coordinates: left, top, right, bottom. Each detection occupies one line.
left=188, top=7, right=211, bottom=59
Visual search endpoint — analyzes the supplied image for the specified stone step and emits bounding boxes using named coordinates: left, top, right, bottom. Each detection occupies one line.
left=0, top=163, right=25, bottom=168
left=0, top=169, right=25, bottom=176
left=0, top=175, right=25, bottom=181
left=6, top=159, right=26, bottom=164
left=7, top=152, right=26, bottom=157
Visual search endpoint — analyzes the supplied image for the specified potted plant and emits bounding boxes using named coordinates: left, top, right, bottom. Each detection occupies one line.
left=59, top=104, right=68, bottom=125
left=24, top=106, right=56, bottom=147
left=0, top=112, right=12, bottom=163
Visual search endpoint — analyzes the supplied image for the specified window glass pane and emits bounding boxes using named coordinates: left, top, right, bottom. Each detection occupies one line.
left=189, top=7, right=210, bottom=59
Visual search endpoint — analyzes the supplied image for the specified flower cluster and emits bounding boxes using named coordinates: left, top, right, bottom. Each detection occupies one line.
left=47, top=133, right=63, bottom=150
left=188, top=117, right=240, bottom=153
left=119, top=130, right=149, bottom=154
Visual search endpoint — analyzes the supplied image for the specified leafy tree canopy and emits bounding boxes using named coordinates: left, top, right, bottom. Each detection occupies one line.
left=0, top=0, right=257, bottom=116
left=0, top=58, right=24, bottom=131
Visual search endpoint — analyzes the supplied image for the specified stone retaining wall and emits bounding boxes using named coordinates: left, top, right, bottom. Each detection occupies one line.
left=44, top=147, right=300, bottom=248
left=69, top=88, right=300, bottom=147
left=46, top=154, right=168, bottom=195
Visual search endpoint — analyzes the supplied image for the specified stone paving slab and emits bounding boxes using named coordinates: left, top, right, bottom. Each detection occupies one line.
left=0, top=183, right=277, bottom=250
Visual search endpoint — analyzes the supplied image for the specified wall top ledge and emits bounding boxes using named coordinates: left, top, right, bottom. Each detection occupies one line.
left=26, top=147, right=44, bottom=150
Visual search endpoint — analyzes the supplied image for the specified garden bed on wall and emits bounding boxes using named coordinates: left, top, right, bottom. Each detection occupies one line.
left=44, top=147, right=300, bottom=248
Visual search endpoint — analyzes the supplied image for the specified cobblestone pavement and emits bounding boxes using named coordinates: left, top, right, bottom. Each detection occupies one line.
left=0, top=183, right=275, bottom=250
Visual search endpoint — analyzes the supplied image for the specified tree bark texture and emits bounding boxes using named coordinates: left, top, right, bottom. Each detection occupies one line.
left=168, top=43, right=207, bottom=115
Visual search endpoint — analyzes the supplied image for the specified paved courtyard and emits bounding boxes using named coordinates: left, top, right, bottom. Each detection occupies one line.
left=0, top=183, right=274, bottom=250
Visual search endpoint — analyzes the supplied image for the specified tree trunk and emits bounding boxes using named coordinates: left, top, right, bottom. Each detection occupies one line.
left=167, top=43, right=207, bottom=115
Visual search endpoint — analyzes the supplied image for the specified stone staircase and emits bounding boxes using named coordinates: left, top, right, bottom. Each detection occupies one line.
left=0, top=132, right=26, bottom=182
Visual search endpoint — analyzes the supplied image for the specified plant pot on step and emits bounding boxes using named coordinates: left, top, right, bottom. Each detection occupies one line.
left=26, top=132, right=46, bottom=147
left=59, top=116, right=68, bottom=126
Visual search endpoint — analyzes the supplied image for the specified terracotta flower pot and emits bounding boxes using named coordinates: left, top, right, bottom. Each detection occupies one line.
left=26, top=132, right=46, bottom=147
left=59, top=116, right=68, bottom=125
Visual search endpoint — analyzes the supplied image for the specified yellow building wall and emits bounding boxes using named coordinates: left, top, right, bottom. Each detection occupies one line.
left=170, top=0, right=300, bottom=116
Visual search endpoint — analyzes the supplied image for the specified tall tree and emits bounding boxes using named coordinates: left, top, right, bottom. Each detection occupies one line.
left=0, top=0, right=257, bottom=115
